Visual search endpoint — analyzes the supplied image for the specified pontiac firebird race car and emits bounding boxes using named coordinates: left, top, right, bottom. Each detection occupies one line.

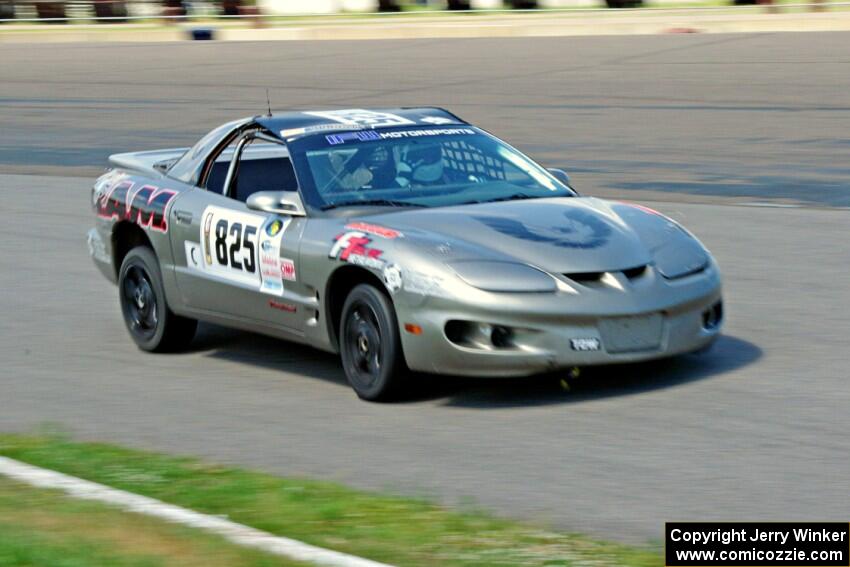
left=87, top=107, right=723, bottom=400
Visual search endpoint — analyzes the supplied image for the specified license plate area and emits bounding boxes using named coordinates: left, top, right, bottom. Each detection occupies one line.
left=599, top=313, right=663, bottom=353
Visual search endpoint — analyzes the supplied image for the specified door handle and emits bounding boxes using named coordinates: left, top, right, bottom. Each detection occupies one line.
left=174, top=210, right=193, bottom=224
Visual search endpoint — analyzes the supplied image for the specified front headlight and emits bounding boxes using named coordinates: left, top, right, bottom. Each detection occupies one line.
left=616, top=203, right=711, bottom=280
left=653, top=235, right=710, bottom=279
left=448, top=260, right=556, bottom=293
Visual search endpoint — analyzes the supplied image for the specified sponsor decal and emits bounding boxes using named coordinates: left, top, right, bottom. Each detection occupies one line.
left=258, top=216, right=292, bottom=296
left=326, top=127, right=475, bottom=145
left=280, top=123, right=357, bottom=138
left=203, top=210, right=214, bottom=264
left=377, top=128, right=474, bottom=140
left=345, top=222, right=401, bottom=239
left=420, top=116, right=457, bottom=125
left=329, top=231, right=385, bottom=270
left=382, top=264, right=403, bottom=294
left=266, top=219, right=284, bottom=237
left=86, top=228, right=110, bottom=264
left=325, top=131, right=382, bottom=146
left=280, top=258, right=297, bottom=282
left=305, top=109, right=415, bottom=128
left=268, top=299, right=297, bottom=313
left=404, top=271, right=449, bottom=298
left=570, top=338, right=601, bottom=352
left=184, top=241, right=203, bottom=271
left=97, top=180, right=177, bottom=233
left=474, top=209, right=613, bottom=250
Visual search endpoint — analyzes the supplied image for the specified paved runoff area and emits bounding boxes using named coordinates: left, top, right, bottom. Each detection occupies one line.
left=1, top=32, right=849, bottom=541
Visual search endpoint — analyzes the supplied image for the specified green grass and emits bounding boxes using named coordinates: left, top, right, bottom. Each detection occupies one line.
left=0, top=433, right=660, bottom=566
left=0, top=477, right=307, bottom=567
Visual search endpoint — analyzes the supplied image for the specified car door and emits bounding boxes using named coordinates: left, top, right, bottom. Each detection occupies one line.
left=169, top=135, right=307, bottom=332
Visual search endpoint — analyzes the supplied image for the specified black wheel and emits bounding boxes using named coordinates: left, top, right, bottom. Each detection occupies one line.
left=339, top=284, right=407, bottom=401
left=118, top=246, right=197, bottom=352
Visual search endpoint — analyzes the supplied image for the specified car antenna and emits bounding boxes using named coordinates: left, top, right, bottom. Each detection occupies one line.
left=265, top=88, right=272, bottom=117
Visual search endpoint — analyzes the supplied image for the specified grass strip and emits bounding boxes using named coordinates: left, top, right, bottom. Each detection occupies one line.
left=0, top=477, right=307, bottom=567
left=0, top=433, right=660, bottom=566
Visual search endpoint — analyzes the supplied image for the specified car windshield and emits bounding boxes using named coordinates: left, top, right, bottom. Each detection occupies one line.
left=287, top=126, right=574, bottom=211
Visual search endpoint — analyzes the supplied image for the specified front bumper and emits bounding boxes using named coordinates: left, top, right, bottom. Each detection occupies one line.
left=397, top=263, right=723, bottom=377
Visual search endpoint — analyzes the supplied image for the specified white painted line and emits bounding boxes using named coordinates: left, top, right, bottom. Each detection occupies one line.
left=0, top=456, right=393, bottom=567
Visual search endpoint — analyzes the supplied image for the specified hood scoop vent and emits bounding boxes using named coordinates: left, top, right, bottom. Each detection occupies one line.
left=565, top=271, right=604, bottom=284
left=561, top=264, right=649, bottom=291
left=622, top=265, right=648, bottom=280
left=563, top=264, right=649, bottom=289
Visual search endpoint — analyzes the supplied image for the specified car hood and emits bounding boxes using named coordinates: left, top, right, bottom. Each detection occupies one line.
left=364, top=197, right=679, bottom=274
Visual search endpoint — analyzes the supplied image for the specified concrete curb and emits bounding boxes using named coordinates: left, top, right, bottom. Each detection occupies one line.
left=0, top=456, right=395, bottom=567
left=1, top=9, right=850, bottom=42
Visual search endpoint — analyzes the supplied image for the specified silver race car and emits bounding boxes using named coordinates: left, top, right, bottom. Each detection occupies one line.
left=88, top=108, right=723, bottom=400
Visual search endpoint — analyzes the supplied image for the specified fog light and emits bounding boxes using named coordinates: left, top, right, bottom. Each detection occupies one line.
left=702, top=301, right=723, bottom=330
left=445, top=320, right=516, bottom=349
left=491, top=325, right=513, bottom=348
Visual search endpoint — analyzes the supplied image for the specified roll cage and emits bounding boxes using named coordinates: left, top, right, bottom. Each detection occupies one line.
left=166, top=118, right=303, bottom=205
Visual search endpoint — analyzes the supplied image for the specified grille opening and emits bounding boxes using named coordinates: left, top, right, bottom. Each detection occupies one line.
left=622, top=265, right=648, bottom=280
left=564, top=271, right=604, bottom=283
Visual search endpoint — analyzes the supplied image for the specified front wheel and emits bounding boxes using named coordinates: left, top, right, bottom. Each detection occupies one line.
left=118, top=246, right=197, bottom=352
left=339, top=284, right=408, bottom=401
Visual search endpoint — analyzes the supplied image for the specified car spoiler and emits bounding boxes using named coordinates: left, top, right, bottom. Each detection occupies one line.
left=108, top=147, right=189, bottom=176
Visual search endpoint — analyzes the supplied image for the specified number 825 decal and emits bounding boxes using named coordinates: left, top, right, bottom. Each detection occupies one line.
left=214, top=219, right=257, bottom=273
left=202, top=206, right=265, bottom=286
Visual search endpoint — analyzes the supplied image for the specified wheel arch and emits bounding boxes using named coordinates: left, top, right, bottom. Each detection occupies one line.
left=112, top=221, right=153, bottom=278
left=325, top=265, right=392, bottom=351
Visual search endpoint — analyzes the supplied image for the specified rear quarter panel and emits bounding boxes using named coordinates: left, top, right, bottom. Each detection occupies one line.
left=90, top=168, right=194, bottom=312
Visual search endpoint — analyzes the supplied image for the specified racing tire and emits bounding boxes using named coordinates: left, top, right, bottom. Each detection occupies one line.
left=339, top=284, right=408, bottom=401
left=118, top=246, right=197, bottom=353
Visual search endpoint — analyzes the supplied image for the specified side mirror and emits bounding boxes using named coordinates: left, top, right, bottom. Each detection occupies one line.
left=247, top=191, right=307, bottom=217
left=547, top=168, right=571, bottom=187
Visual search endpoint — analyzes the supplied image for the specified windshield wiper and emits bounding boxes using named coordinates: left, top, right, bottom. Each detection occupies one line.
left=321, top=199, right=426, bottom=211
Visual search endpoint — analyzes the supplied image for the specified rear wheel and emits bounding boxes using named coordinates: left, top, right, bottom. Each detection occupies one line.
left=339, top=284, right=407, bottom=401
left=118, top=246, right=197, bottom=352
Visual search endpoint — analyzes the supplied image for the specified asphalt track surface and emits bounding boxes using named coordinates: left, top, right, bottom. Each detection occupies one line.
left=1, top=33, right=849, bottom=542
